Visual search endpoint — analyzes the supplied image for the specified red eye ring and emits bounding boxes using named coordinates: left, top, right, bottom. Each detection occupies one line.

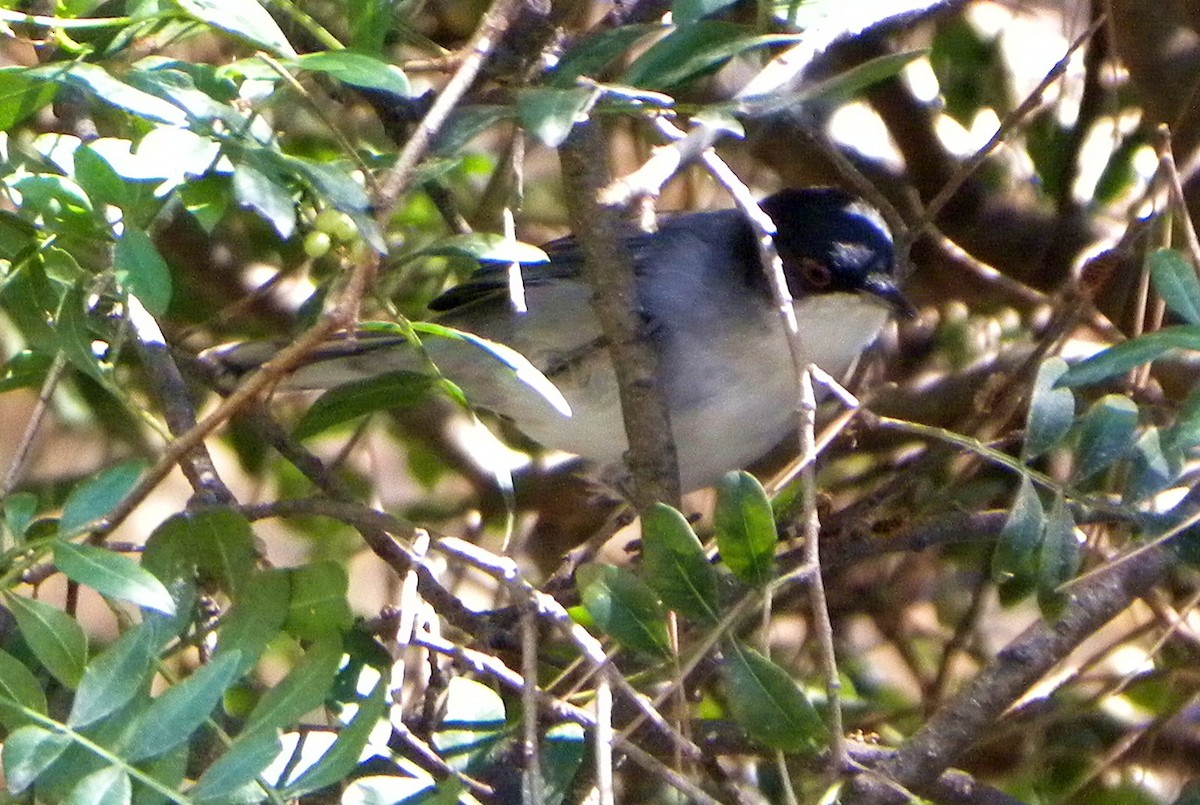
left=800, top=258, right=833, bottom=289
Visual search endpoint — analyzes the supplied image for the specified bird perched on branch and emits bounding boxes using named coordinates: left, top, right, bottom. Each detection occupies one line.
left=208, top=187, right=911, bottom=491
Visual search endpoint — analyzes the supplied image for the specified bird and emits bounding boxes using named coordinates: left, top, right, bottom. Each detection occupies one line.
left=208, top=187, right=911, bottom=492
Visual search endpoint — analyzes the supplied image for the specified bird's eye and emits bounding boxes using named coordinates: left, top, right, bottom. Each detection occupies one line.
left=800, top=258, right=833, bottom=289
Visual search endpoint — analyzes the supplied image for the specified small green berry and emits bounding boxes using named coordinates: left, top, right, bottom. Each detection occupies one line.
left=303, top=230, right=332, bottom=258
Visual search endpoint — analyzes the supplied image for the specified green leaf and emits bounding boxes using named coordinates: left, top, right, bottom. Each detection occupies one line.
left=674, top=0, right=740, bottom=23
left=577, top=563, right=670, bottom=658
left=59, top=459, right=147, bottom=537
left=67, top=625, right=157, bottom=728
left=641, top=503, right=718, bottom=622
left=54, top=542, right=177, bottom=615
left=622, top=22, right=798, bottom=91
left=0, top=67, right=58, bottom=129
left=148, top=507, right=257, bottom=597
left=412, top=322, right=572, bottom=417
left=0, top=648, right=48, bottom=730
left=3, top=725, right=72, bottom=794
left=991, top=474, right=1045, bottom=586
left=11, top=173, right=97, bottom=236
left=517, top=87, right=599, bottom=148
left=214, top=570, right=290, bottom=676
left=232, top=161, right=296, bottom=239
left=32, top=63, right=188, bottom=126
left=63, top=764, right=131, bottom=805
left=5, top=593, right=88, bottom=689
left=540, top=722, right=586, bottom=805
left=430, top=676, right=507, bottom=774
left=723, top=638, right=824, bottom=752
left=190, top=729, right=281, bottom=802
left=113, top=227, right=172, bottom=316
left=175, top=0, right=297, bottom=56
left=1125, top=426, right=1178, bottom=504
left=1023, top=358, right=1075, bottom=460
left=241, top=636, right=343, bottom=741
left=1150, top=248, right=1200, bottom=325
left=179, top=175, right=229, bottom=232
left=284, top=561, right=353, bottom=639
left=1058, top=326, right=1200, bottom=387
left=122, top=650, right=243, bottom=762
left=3, top=492, right=39, bottom=541
left=293, top=371, right=436, bottom=440
left=414, top=233, right=549, bottom=264
left=714, top=471, right=777, bottom=587
left=292, top=52, right=410, bottom=97
left=282, top=666, right=388, bottom=796
left=0, top=350, right=53, bottom=394
left=1037, top=495, right=1081, bottom=619
left=551, top=24, right=660, bottom=86
left=737, top=49, right=925, bottom=115
left=1170, top=384, right=1200, bottom=451
left=1073, top=394, right=1139, bottom=482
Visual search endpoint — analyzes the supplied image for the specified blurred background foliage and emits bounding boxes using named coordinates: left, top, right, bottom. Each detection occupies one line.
left=3, top=0, right=1200, bottom=803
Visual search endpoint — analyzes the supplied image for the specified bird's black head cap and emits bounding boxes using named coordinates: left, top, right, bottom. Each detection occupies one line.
left=760, top=188, right=911, bottom=316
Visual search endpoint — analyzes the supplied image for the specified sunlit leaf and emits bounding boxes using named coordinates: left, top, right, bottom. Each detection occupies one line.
left=1150, top=248, right=1200, bottom=325
left=1023, top=358, right=1075, bottom=460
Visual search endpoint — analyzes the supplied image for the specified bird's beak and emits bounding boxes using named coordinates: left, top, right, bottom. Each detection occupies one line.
left=862, top=273, right=916, bottom=319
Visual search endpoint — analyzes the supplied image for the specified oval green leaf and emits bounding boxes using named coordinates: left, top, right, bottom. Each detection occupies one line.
left=991, top=474, right=1045, bottom=586
left=1023, top=358, right=1075, bottom=460
left=1072, top=393, right=1139, bottom=482
left=54, top=541, right=177, bottom=615
left=5, top=593, right=88, bottom=689
left=3, top=725, right=72, bottom=794
left=1058, top=326, right=1200, bottom=387
left=714, top=471, right=777, bottom=588
left=577, top=563, right=670, bottom=658
left=59, top=459, right=147, bottom=537
left=1150, top=248, right=1200, bottom=325
left=723, top=638, right=824, bottom=752
left=641, top=503, right=718, bottom=622
left=293, top=371, right=436, bottom=440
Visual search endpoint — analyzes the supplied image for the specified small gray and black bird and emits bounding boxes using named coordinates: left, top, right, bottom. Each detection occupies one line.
left=210, top=188, right=911, bottom=491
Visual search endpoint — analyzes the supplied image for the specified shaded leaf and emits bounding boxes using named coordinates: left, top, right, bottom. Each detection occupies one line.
left=1150, top=248, right=1200, bottom=325
left=284, top=561, right=353, bottom=639
left=674, top=0, right=740, bottom=23
left=1058, top=326, right=1200, bottom=387
left=241, top=636, right=342, bottom=741
left=623, top=22, right=798, bottom=91
left=1125, top=427, right=1178, bottom=504
left=1037, top=495, right=1081, bottom=619
left=68, top=625, right=157, bottom=728
left=293, top=371, right=436, bottom=440
left=63, top=764, right=130, bottom=805
left=3, top=725, right=71, bottom=794
left=282, top=666, right=388, bottom=796
left=190, top=729, right=282, bottom=802
left=540, top=722, right=586, bottom=805
left=641, top=503, right=718, bottom=622
left=214, top=569, right=291, bottom=676
left=1023, top=358, right=1075, bottom=460
left=1073, top=394, right=1139, bottom=482
left=723, top=638, right=823, bottom=752
left=292, top=52, right=410, bottom=97
left=54, top=542, right=177, bottom=615
left=5, top=594, right=88, bottom=689
left=59, top=459, right=147, bottom=537
left=122, top=650, right=243, bottom=762
left=414, top=233, right=549, bottom=264
left=148, top=506, right=257, bottom=597
left=517, top=87, right=599, bottom=148
left=0, top=649, right=48, bottom=730
left=714, top=471, right=777, bottom=587
left=577, top=563, right=670, bottom=658
left=991, top=474, right=1045, bottom=586
left=551, top=25, right=660, bottom=86
left=0, top=67, right=58, bottom=129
